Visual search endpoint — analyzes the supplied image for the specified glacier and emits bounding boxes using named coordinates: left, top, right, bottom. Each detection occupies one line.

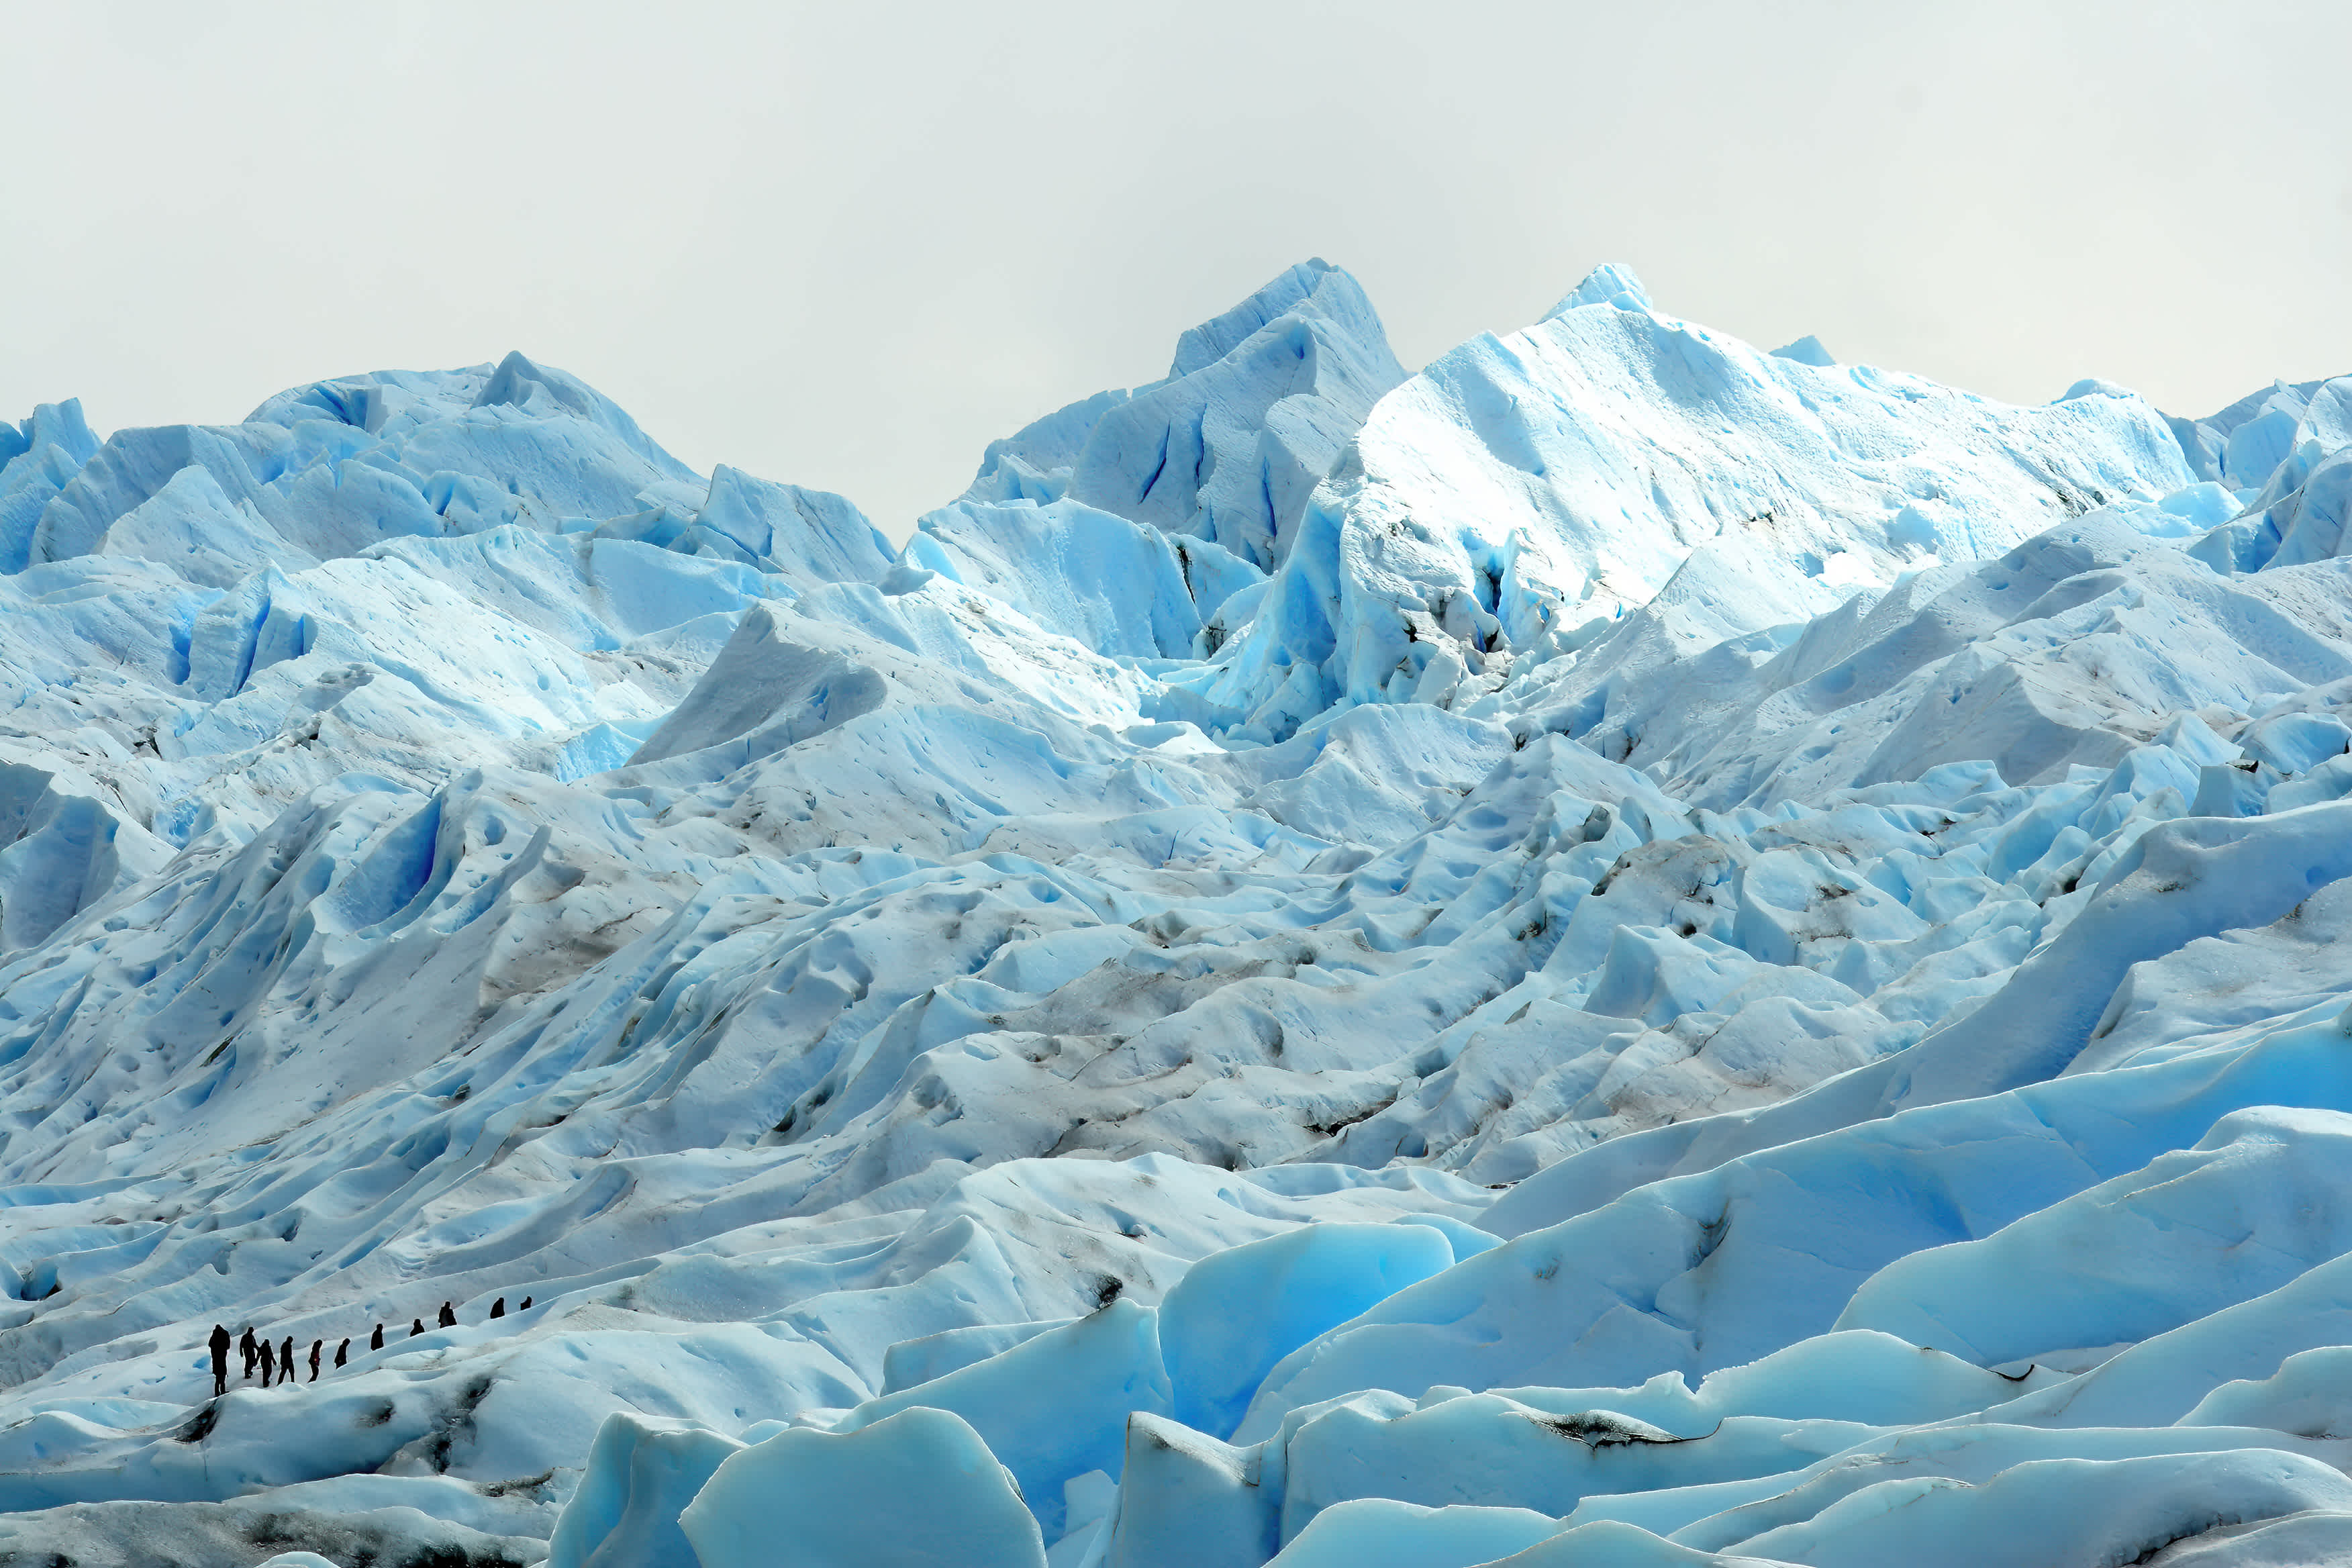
left=1, top=256, right=2351, bottom=1566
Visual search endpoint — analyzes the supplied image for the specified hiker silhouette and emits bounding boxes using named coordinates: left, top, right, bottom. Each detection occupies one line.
left=490, top=1297, right=505, bottom=1319
left=280, top=1336, right=294, bottom=1381
left=258, top=1338, right=276, bottom=1387
left=438, top=1302, right=456, bottom=1328
left=208, top=1324, right=231, bottom=1398
left=411, top=1318, right=426, bottom=1337
left=334, top=1338, right=349, bottom=1369
left=239, top=1326, right=257, bottom=1380
left=519, top=1296, right=532, bottom=1311
left=309, top=1339, right=323, bottom=1381
left=371, top=1323, right=384, bottom=1351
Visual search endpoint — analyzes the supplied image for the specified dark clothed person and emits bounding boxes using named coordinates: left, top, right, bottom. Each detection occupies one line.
left=411, top=1318, right=426, bottom=1337
left=259, top=1339, right=275, bottom=1387
left=334, top=1338, right=349, bottom=1369
left=371, top=1323, right=384, bottom=1352
left=438, top=1302, right=456, bottom=1328
left=240, top=1327, right=258, bottom=1379
left=308, top=1340, right=322, bottom=1381
left=490, top=1297, right=505, bottom=1319
left=208, top=1324, right=231, bottom=1398
left=519, top=1296, right=532, bottom=1311
left=280, top=1336, right=294, bottom=1381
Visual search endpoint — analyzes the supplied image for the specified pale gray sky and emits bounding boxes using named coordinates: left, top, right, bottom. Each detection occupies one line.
left=5, top=3, right=2347, bottom=540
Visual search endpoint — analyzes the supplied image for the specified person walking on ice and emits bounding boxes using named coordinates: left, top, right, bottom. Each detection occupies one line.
left=258, top=1338, right=275, bottom=1387
left=207, top=1324, right=230, bottom=1398
left=308, top=1339, right=323, bottom=1381
left=240, top=1326, right=257, bottom=1381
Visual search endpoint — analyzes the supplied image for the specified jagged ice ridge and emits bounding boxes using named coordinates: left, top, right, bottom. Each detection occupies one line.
left=3, top=256, right=2352, bottom=1566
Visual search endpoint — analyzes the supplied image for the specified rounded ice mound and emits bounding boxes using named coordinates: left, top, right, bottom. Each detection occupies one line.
left=2180, top=1342, right=2352, bottom=1435
left=1545, top=261, right=1655, bottom=318
left=2058, top=376, right=2135, bottom=400
left=677, top=1405, right=1045, bottom=1568
left=1264, top=1498, right=1559, bottom=1568
left=1161, top=1221, right=1455, bottom=1439
left=1769, top=334, right=1835, bottom=367
left=548, top=1410, right=745, bottom=1568
left=1477, top=1519, right=1786, bottom=1565
left=1722, top=1450, right=2352, bottom=1567
left=624, top=602, right=888, bottom=770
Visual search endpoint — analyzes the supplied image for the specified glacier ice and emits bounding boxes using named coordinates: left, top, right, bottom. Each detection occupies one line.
left=679, top=1406, right=1044, bottom=1568
left=0, top=258, right=2349, bottom=1567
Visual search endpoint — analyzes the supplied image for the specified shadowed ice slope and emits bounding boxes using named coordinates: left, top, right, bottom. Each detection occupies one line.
left=2, top=264, right=2351, bottom=1568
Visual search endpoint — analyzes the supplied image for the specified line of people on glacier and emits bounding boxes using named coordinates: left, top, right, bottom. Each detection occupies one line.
left=204, top=1293, right=532, bottom=1398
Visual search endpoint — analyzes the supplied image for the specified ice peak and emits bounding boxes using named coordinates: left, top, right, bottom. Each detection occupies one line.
left=1544, top=260, right=1654, bottom=319
left=1167, top=258, right=1386, bottom=379
left=473, top=350, right=605, bottom=420
left=923, top=256, right=1406, bottom=591
left=1771, top=334, right=1836, bottom=367
left=1, top=398, right=99, bottom=473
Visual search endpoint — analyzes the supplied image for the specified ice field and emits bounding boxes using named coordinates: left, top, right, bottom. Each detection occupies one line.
left=5, top=258, right=2352, bottom=1563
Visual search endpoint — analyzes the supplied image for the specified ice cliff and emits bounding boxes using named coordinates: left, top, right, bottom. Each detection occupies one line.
left=3, top=259, right=2352, bottom=1567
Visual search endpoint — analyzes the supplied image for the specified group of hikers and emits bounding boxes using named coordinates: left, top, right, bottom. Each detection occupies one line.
left=203, top=1293, right=532, bottom=1398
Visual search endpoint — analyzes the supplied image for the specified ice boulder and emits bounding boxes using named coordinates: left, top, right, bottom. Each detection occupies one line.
left=0, top=397, right=101, bottom=573
left=1479, top=1520, right=1785, bottom=1565
left=1546, top=261, right=1654, bottom=316
left=679, top=464, right=895, bottom=587
left=1716, top=1449, right=2352, bottom=1567
left=548, top=1411, right=744, bottom=1568
left=834, top=1299, right=1171, bottom=1538
left=2192, top=442, right=2352, bottom=573
left=626, top=601, right=888, bottom=769
left=1066, top=259, right=1406, bottom=571
left=0, top=751, right=171, bottom=949
left=87, top=460, right=303, bottom=586
left=1265, top=1499, right=1560, bottom=1568
left=2149, top=1514, right=2352, bottom=1567
left=1106, top=1412, right=1281, bottom=1568
left=1976, top=1248, right=2352, bottom=1430
left=935, top=258, right=1406, bottom=580
left=881, top=1317, right=1077, bottom=1395
left=1271, top=1390, right=1865, bottom=1534
left=679, top=1406, right=1046, bottom=1568
left=1835, top=1105, right=2352, bottom=1367
left=465, top=348, right=703, bottom=485
left=2165, top=377, right=2331, bottom=489
left=2180, top=1343, right=2352, bottom=1436
left=906, top=497, right=1210, bottom=658
left=1769, top=334, right=1835, bottom=367
left=1162, top=1222, right=1456, bottom=1440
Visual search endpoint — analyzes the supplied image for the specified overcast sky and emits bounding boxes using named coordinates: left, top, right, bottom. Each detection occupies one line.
left=5, top=3, right=2347, bottom=540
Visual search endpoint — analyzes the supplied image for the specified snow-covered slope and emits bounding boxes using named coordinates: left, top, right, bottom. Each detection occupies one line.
left=3, top=262, right=2352, bottom=1568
